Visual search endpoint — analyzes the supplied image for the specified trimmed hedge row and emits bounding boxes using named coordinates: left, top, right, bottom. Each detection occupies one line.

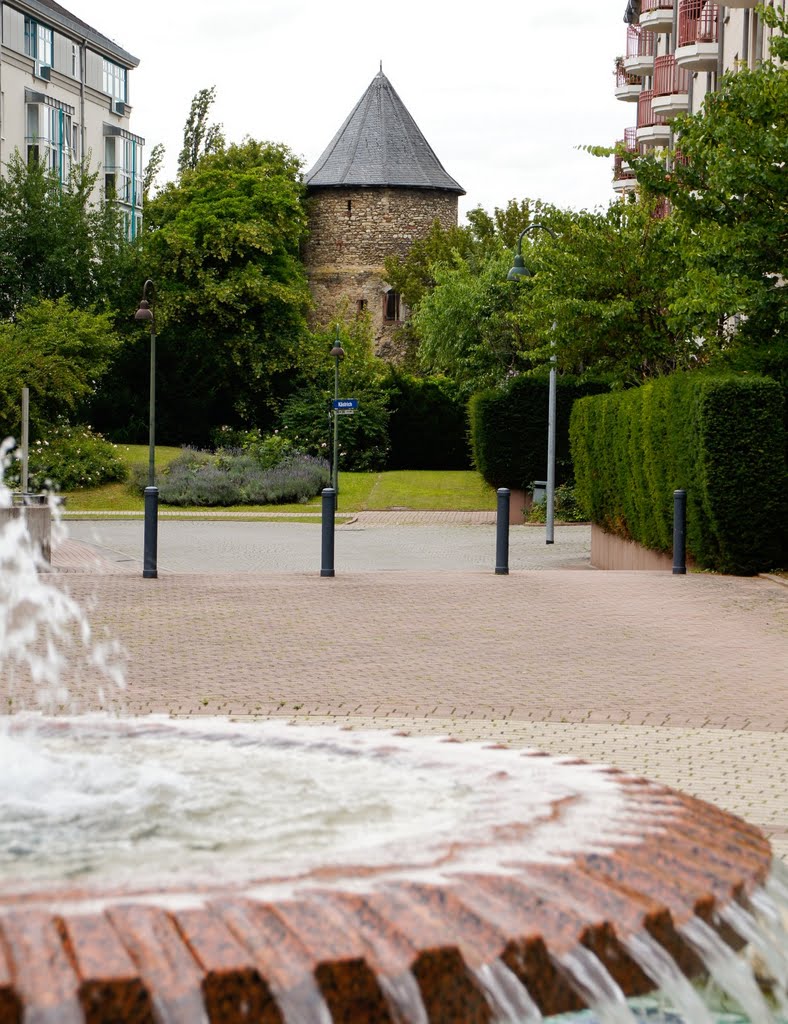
left=570, top=373, right=786, bottom=575
left=386, top=372, right=471, bottom=470
left=469, top=375, right=607, bottom=490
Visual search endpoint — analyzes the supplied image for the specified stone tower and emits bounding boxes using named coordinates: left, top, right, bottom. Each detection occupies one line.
left=303, top=70, right=465, bottom=358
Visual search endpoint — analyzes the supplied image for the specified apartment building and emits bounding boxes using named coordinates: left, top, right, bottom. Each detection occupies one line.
left=0, top=0, right=143, bottom=236
left=613, top=0, right=785, bottom=192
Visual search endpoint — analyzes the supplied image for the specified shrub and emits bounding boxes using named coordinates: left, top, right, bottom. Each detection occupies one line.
left=281, top=387, right=390, bottom=472
left=524, top=482, right=588, bottom=524
left=571, top=373, right=786, bottom=574
left=469, top=374, right=607, bottom=490
left=146, top=449, right=329, bottom=507
left=4, top=422, right=126, bottom=492
left=385, top=371, right=471, bottom=470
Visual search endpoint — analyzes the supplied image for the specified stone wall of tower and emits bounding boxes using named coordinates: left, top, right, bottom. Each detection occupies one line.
left=304, top=186, right=459, bottom=359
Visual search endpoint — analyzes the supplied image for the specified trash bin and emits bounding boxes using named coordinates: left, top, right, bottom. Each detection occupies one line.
left=532, top=480, right=547, bottom=505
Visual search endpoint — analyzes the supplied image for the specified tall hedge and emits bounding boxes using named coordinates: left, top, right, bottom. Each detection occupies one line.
left=570, top=373, right=786, bottom=574
left=469, top=375, right=607, bottom=490
left=386, top=372, right=471, bottom=470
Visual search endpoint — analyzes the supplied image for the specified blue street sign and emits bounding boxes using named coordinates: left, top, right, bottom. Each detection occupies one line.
left=333, top=399, right=359, bottom=411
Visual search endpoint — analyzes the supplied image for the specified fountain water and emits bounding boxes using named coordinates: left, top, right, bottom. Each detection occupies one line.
left=0, top=440, right=786, bottom=1023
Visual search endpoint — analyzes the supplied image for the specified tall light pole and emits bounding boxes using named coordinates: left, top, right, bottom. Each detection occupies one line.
left=506, top=223, right=559, bottom=544
left=329, top=327, right=345, bottom=494
left=134, top=279, right=158, bottom=579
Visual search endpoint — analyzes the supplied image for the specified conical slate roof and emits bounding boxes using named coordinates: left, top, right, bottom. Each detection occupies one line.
left=306, top=71, right=465, bottom=194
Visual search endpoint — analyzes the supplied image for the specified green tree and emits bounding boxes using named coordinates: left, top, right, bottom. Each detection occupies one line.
left=509, top=199, right=689, bottom=383
left=131, top=138, right=311, bottom=443
left=177, top=86, right=225, bottom=176
left=280, top=309, right=391, bottom=471
left=0, top=154, right=135, bottom=319
left=409, top=197, right=686, bottom=388
left=142, top=142, right=166, bottom=200
left=626, top=5, right=788, bottom=380
left=0, top=299, right=121, bottom=436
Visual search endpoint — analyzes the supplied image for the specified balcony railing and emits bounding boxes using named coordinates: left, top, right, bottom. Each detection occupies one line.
left=638, top=90, right=669, bottom=128
left=614, top=128, right=639, bottom=181
left=654, top=54, right=689, bottom=96
left=642, top=0, right=673, bottom=10
left=616, top=63, right=641, bottom=88
left=678, top=0, right=719, bottom=46
left=626, top=24, right=657, bottom=59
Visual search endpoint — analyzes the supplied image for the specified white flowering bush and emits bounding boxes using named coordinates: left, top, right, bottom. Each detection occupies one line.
left=4, top=423, right=126, bottom=493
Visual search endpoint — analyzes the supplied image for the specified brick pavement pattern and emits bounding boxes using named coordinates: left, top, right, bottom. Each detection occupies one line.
left=47, top=570, right=786, bottom=730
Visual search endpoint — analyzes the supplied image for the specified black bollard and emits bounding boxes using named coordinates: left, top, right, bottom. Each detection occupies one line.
left=495, top=488, right=510, bottom=575
left=321, top=487, right=336, bottom=578
left=143, top=486, right=158, bottom=579
left=673, top=488, right=687, bottom=575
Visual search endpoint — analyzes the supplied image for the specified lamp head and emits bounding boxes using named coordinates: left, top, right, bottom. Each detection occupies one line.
left=507, top=255, right=532, bottom=281
left=330, top=344, right=345, bottom=360
left=134, top=299, right=154, bottom=322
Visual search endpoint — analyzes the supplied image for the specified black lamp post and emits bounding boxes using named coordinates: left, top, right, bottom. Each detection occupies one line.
left=134, top=279, right=158, bottom=579
left=506, top=223, right=559, bottom=544
left=329, top=327, right=345, bottom=494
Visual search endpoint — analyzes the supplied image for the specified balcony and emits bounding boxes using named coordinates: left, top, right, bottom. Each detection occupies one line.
left=640, top=0, right=675, bottom=35
left=676, top=0, right=720, bottom=72
left=636, top=90, right=671, bottom=147
left=613, top=127, right=638, bottom=193
left=615, top=59, right=642, bottom=102
left=652, top=54, right=690, bottom=116
left=623, top=25, right=656, bottom=78
left=724, top=0, right=757, bottom=6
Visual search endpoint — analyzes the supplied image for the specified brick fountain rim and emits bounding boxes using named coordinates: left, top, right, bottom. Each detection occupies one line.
left=0, top=715, right=776, bottom=1022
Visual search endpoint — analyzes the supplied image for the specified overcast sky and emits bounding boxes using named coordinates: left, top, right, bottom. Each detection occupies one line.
left=70, top=0, right=631, bottom=221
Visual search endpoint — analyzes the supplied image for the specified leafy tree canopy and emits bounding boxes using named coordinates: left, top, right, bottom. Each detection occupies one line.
left=408, top=196, right=687, bottom=388
left=177, top=86, right=225, bottom=176
left=0, top=154, right=136, bottom=319
left=136, top=137, right=312, bottom=441
left=623, top=4, right=788, bottom=379
left=0, top=299, right=121, bottom=436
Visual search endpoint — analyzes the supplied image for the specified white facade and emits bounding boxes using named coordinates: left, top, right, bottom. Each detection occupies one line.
left=0, top=0, right=143, bottom=237
left=614, top=1, right=785, bottom=190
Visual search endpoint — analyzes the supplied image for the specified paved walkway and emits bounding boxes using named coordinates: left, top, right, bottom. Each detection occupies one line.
left=31, top=518, right=788, bottom=860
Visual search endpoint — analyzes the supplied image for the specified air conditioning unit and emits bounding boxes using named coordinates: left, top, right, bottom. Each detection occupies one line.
left=34, top=61, right=51, bottom=81
left=112, top=99, right=126, bottom=116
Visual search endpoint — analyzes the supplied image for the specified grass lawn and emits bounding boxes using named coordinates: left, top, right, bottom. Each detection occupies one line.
left=63, top=449, right=497, bottom=516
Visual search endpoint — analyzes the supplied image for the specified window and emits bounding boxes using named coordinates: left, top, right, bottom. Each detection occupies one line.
left=26, top=102, right=73, bottom=182
left=104, top=133, right=143, bottom=237
left=356, top=299, right=367, bottom=314
left=24, top=17, right=53, bottom=66
left=383, top=290, right=401, bottom=322
left=71, top=44, right=80, bottom=80
left=102, top=59, right=127, bottom=102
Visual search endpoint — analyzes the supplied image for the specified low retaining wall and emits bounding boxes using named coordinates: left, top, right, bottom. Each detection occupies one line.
left=591, top=524, right=677, bottom=571
left=0, top=506, right=51, bottom=563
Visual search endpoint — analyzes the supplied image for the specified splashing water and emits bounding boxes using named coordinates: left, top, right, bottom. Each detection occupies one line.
left=0, top=438, right=125, bottom=714
left=624, top=930, right=715, bottom=1024
left=720, top=902, right=788, bottom=1016
left=473, top=959, right=543, bottom=1023
left=679, top=917, right=775, bottom=1024
left=557, top=946, right=639, bottom=1024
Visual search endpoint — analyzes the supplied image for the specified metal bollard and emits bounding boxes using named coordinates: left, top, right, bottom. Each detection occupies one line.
left=495, top=488, right=510, bottom=575
left=672, top=488, right=687, bottom=575
left=143, top=486, right=158, bottom=579
left=321, top=487, right=336, bottom=578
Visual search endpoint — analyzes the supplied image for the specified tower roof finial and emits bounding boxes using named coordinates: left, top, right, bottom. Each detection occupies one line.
left=380, top=60, right=383, bottom=73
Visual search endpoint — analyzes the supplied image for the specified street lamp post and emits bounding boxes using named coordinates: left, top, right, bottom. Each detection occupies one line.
left=506, top=223, right=558, bottom=545
left=329, top=328, right=345, bottom=494
left=134, top=279, right=158, bottom=579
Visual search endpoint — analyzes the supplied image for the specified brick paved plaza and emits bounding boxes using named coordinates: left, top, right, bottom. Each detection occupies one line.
left=46, top=515, right=788, bottom=862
